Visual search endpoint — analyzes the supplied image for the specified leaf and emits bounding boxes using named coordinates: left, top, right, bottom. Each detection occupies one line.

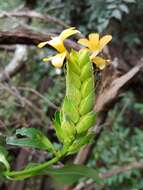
left=107, top=4, right=117, bottom=9
left=111, top=9, right=122, bottom=20
left=54, top=111, right=61, bottom=126
left=53, top=112, right=64, bottom=143
left=0, top=146, right=10, bottom=172
left=106, top=0, right=116, bottom=2
left=6, top=128, right=55, bottom=152
left=123, top=0, right=136, bottom=3
left=6, top=163, right=100, bottom=182
left=119, top=4, right=129, bottom=13
left=97, top=19, right=109, bottom=32
left=43, top=164, right=100, bottom=184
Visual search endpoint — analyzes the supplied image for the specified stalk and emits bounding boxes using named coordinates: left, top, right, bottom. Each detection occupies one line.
left=4, top=156, right=60, bottom=180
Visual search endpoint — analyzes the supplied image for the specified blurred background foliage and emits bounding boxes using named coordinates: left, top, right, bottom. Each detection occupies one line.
left=0, top=0, right=143, bottom=189
left=89, top=92, right=143, bottom=190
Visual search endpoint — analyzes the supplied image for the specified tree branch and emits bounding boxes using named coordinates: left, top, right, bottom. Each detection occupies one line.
left=0, top=10, right=68, bottom=27
left=0, top=28, right=51, bottom=45
left=0, top=45, right=27, bottom=82
left=94, top=58, right=143, bottom=113
left=0, top=28, right=81, bottom=50
left=0, top=28, right=80, bottom=82
left=73, top=161, right=143, bottom=190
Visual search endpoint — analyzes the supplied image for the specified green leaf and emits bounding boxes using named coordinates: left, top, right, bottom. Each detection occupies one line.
left=53, top=112, right=64, bottom=143
left=123, top=0, right=136, bottom=3
left=119, top=4, right=129, bottom=13
left=0, top=146, right=10, bottom=172
left=111, top=9, right=122, bottom=20
left=54, top=111, right=61, bottom=126
left=97, top=20, right=109, bottom=32
left=107, top=4, right=117, bottom=9
left=6, top=162, right=100, bottom=183
left=44, top=164, right=100, bottom=184
left=106, top=0, right=116, bottom=2
left=6, top=128, right=55, bottom=152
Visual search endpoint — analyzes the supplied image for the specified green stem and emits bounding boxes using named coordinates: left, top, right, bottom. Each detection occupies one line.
left=4, top=156, right=60, bottom=179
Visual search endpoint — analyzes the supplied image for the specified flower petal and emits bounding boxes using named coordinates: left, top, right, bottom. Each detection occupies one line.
left=47, top=37, right=66, bottom=53
left=91, top=56, right=108, bottom=70
left=37, top=41, right=49, bottom=48
left=89, top=33, right=99, bottom=42
left=78, top=38, right=91, bottom=49
left=89, top=33, right=99, bottom=44
left=43, top=56, right=53, bottom=62
left=88, top=33, right=100, bottom=50
left=60, top=27, right=80, bottom=41
left=99, top=35, right=112, bottom=51
left=51, top=52, right=66, bottom=68
left=90, top=51, right=99, bottom=59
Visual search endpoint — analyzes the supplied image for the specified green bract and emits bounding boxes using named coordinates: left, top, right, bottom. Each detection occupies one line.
left=53, top=49, right=96, bottom=153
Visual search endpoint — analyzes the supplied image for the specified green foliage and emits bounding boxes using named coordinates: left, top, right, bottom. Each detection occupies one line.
left=3, top=49, right=97, bottom=182
left=89, top=92, right=143, bottom=190
left=38, top=0, right=142, bottom=48
left=83, top=0, right=135, bottom=32
left=0, top=0, right=21, bottom=10
left=42, top=0, right=136, bottom=32
left=0, top=47, right=66, bottom=134
left=0, top=96, right=17, bottom=120
left=43, top=164, right=100, bottom=185
left=0, top=146, right=10, bottom=173
left=5, top=163, right=100, bottom=183
left=6, top=128, right=55, bottom=152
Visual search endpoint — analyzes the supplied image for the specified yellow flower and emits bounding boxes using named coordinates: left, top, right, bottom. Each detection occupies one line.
left=78, top=33, right=112, bottom=70
left=38, top=27, right=80, bottom=68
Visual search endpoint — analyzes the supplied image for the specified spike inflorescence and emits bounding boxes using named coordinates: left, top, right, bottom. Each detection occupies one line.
left=53, top=49, right=96, bottom=154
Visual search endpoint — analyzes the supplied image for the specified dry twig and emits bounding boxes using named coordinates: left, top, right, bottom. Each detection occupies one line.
left=73, top=161, right=143, bottom=190
left=0, top=28, right=81, bottom=50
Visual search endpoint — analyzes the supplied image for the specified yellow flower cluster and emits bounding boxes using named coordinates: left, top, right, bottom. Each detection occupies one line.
left=38, top=27, right=112, bottom=69
left=78, top=33, right=112, bottom=69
